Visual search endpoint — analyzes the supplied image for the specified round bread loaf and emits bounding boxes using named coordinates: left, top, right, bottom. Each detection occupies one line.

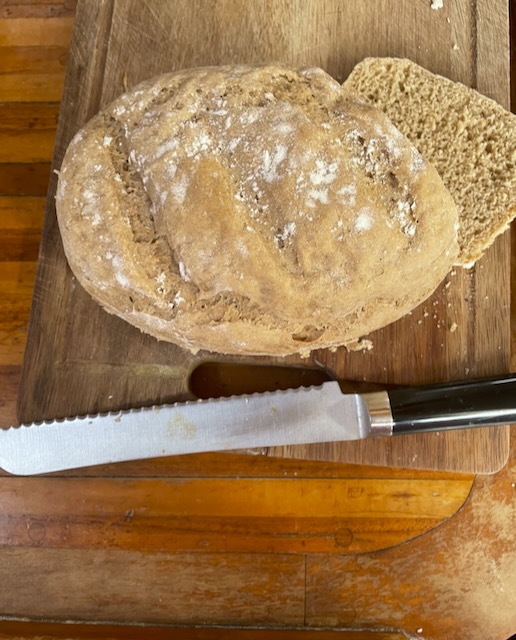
left=56, top=64, right=459, bottom=356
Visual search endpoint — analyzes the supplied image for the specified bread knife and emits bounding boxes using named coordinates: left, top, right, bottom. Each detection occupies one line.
left=2, top=374, right=515, bottom=475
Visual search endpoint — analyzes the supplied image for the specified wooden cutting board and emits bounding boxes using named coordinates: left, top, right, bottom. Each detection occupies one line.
left=18, top=0, right=511, bottom=473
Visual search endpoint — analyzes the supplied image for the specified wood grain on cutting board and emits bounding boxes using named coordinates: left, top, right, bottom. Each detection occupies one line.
left=18, top=0, right=511, bottom=473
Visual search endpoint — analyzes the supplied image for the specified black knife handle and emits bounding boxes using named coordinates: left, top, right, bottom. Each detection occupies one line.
left=388, top=374, right=516, bottom=435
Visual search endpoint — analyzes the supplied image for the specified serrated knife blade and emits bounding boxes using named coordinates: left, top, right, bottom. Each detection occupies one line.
left=1, top=383, right=374, bottom=475
left=2, top=375, right=516, bottom=475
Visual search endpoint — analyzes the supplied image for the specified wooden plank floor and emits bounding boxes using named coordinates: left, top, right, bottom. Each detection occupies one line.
left=0, top=3, right=515, bottom=639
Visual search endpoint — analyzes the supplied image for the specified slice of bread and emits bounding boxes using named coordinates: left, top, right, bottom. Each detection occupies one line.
left=343, top=57, right=516, bottom=266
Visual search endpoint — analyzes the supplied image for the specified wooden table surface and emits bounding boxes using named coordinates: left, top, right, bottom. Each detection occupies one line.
left=0, top=2, right=515, bottom=639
